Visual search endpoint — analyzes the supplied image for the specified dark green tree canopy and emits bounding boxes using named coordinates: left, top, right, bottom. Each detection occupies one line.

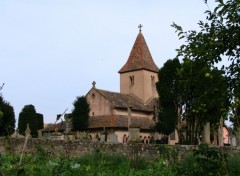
left=0, top=95, right=15, bottom=136
left=155, top=58, right=181, bottom=135
left=72, top=96, right=90, bottom=131
left=36, top=113, right=44, bottom=130
left=18, top=104, right=44, bottom=137
left=156, top=57, right=229, bottom=144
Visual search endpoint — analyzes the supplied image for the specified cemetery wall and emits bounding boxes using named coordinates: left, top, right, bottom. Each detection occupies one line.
left=0, top=138, right=239, bottom=160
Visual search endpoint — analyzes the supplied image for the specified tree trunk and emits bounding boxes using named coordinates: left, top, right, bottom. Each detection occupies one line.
left=203, top=122, right=210, bottom=144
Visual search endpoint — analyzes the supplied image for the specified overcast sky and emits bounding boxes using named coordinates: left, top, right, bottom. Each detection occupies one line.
left=0, top=0, right=218, bottom=124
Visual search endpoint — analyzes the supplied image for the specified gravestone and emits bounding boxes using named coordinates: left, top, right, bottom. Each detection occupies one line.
left=11, top=129, right=24, bottom=139
left=64, top=114, right=72, bottom=133
left=38, top=129, right=43, bottom=140
left=25, top=124, right=32, bottom=138
left=110, top=133, right=118, bottom=143
left=76, top=131, right=81, bottom=139
left=93, top=133, right=100, bottom=141
left=100, top=134, right=105, bottom=142
left=128, top=127, right=140, bottom=142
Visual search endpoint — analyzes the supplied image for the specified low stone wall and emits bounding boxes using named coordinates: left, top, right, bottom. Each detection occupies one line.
left=0, top=138, right=239, bottom=160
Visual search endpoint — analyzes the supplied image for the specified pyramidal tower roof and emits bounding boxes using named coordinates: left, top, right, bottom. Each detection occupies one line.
left=119, top=29, right=159, bottom=73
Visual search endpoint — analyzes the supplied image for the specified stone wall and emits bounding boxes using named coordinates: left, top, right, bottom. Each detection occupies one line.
left=0, top=138, right=239, bottom=160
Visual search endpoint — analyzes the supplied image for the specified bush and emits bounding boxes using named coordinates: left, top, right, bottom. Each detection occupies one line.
left=158, top=145, right=178, bottom=163
left=178, top=144, right=228, bottom=176
left=227, top=153, right=240, bottom=176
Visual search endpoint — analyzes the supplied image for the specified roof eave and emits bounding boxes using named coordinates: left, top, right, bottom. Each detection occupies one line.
left=118, top=68, right=159, bottom=74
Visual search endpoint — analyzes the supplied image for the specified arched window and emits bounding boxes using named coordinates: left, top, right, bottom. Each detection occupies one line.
left=129, top=76, right=134, bottom=94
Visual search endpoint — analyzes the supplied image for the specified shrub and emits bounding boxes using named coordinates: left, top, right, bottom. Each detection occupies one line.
left=227, top=153, right=240, bottom=176
left=178, top=144, right=228, bottom=176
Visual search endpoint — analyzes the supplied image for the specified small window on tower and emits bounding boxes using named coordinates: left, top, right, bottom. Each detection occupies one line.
left=91, top=93, right=95, bottom=99
left=130, top=76, right=134, bottom=86
left=129, top=75, right=134, bottom=94
left=151, top=76, right=155, bottom=95
left=151, top=76, right=155, bottom=85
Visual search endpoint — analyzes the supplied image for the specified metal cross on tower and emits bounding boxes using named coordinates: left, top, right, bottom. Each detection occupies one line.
left=138, top=24, right=143, bottom=32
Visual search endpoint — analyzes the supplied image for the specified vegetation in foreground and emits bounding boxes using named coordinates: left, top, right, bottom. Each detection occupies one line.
left=1, top=144, right=240, bottom=176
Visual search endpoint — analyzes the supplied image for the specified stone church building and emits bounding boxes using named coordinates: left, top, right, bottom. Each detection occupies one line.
left=42, top=27, right=229, bottom=145
left=86, top=29, right=177, bottom=144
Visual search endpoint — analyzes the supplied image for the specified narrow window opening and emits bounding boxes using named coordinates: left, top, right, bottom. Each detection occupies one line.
left=130, top=75, right=134, bottom=86
left=129, top=75, right=134, bottom=94
left=151, top=76, right=155, bottom=96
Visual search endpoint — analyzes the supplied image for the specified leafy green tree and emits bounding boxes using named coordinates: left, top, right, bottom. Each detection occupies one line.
left=155, top=58, right=181, bottom=135
left=166, top=0, right=238, bottom=143
left=172, top=0, right=239, bottom=74
left=172, top=0, right=239, bottom=129
left=72, top=96, right=90, bottom=131
left=156, top=57, right=229, bottom=144
left=184, top=61, right=229, bottom=144
left=18, top=105, right=44, bottom=137
left=0, top=95, right=15, bottom=136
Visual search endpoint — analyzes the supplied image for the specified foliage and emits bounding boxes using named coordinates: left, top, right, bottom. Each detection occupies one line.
left=226, top=153, right=240, bottom=176
left=18, top=105, right=44, bottom=137
left=155, top=58, right=181, bottom=135
left=3, top=145, right=240, bottom=176
left=156, top=57, right=229, bottom=144
left=0, top=146, right=178, bottom=176
left=0, top=95, right=15, bottom=136
left=173, top=0, right=240, bottom=75
left=72, top=96, right=90, bottom=131
left=156, top=0, right=236, bottom=144
left=172, top=0, right=240, bottom=129
left=36, top=113, right=44, bottom=131
left=178, top=144, right=228, bottom=176
left=158, top=145, right=178, bottom=164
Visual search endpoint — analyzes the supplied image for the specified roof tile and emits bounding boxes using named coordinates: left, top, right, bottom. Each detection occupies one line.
left=89, top=115, right=155, bottom=130
left=96, top=88, right=153, bottom=112
left=119, top=32, right=159, bottom=73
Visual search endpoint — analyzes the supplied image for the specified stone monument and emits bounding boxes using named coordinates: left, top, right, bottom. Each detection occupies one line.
left=25, top=124, right=31, bottom=138
left=38, top=129, right=43, bottom=140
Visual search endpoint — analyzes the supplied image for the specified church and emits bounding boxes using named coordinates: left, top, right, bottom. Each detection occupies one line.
left=86, top=27, right=178, bottom=144
left=42, top=26, right=230, bottom=145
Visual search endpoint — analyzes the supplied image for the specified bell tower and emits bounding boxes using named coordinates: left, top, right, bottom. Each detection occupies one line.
left=119, top=25, right=159, bottom=103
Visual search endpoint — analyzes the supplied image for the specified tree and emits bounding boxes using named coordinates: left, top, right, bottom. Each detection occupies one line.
left=18, top=105, right=44, bottom=137
left=36, top=113, right=44, bottom=131
left=155, top=58, right=181, bottom=136
left=0, top=95, right=15, bottom=136
left=156, top=57, right=229, bottom=144
left=172, top=0, right=239, bottom=129
left=72, top=96, right=90, bottom=131
left=167, top=0, right=239, bottom=143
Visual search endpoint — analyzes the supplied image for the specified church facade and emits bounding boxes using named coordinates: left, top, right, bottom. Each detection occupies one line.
left=86, top=29, right=178, bottom=144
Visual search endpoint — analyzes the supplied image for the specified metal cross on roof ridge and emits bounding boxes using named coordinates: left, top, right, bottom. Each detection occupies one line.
left=138, top=24, right=143, bottom=32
